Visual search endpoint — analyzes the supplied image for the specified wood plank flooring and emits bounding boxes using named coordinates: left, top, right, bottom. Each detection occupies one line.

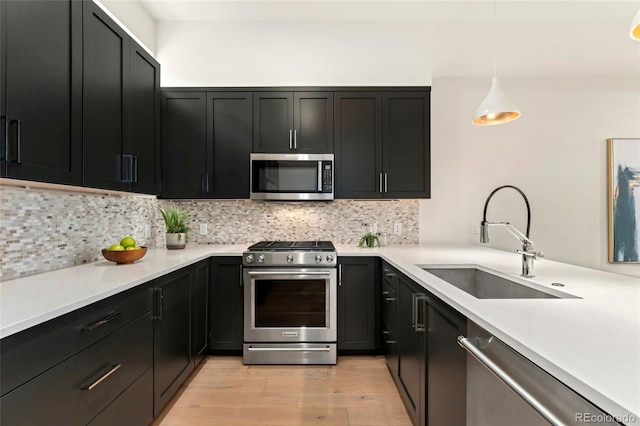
left=152, top=356, right=411, bottom=426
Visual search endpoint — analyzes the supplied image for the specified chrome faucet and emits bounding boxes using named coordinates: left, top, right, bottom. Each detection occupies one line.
left=480, top=185, right=544, bottom=278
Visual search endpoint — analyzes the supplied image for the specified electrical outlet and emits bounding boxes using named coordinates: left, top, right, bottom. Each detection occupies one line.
left=199, top=223, right=208, bottom=236
left=144, top=224, right=151, bottom=238
left=471, top=222, right=480, bottom=235
left=393, top=222, right=402, bottom=236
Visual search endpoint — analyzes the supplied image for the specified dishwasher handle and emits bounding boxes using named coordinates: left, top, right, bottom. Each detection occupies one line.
left=457, top=335, right=566, bottom=426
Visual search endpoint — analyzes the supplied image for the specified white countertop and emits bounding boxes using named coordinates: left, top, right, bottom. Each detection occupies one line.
left=1, top=243, right=639, bottom=422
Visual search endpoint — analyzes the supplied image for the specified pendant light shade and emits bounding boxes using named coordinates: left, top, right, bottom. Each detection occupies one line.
left=630, top=8, right=640, bottom=40
left=472, top=0, right=521, bottom=126
left=472, top=77, right=521, bottom=125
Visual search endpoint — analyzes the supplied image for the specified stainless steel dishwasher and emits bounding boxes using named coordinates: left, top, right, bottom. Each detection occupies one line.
left=458, top=321, right=622, bottom=426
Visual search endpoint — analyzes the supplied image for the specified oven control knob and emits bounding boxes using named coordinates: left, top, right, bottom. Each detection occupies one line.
left=315, top=255, right=322, bottom=263
left=258, top=255, right=265, bottom=264
left=286, top=255, right=294, bottom=263
left=245, top=254, right=254, bottom=264
left=326, top=255, right=334, bottom=263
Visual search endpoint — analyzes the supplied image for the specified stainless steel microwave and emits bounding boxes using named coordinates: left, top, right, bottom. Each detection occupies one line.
left=250, top=153, right=334, bottom=201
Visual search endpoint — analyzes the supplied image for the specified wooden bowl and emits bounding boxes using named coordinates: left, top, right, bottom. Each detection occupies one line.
left=102, top=246, right=147, bottom=264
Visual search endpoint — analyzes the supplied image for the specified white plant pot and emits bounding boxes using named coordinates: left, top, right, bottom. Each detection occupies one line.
left=166, top=233, right=187, bottom=250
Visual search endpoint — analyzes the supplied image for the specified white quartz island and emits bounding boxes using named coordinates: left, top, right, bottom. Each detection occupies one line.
left=1, top=243, right=638, bottom=422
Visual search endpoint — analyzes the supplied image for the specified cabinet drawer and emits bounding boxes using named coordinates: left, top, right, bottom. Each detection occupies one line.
left=88, top=367, right=153, bottom=426
left=381, top=280, right=397, bottom=332
left=382, top=319, right=398, bottom=379
left=381, top=262, right=398, bottom=287
left=1, top=281, right=153, bottom=396
left=0, top=311, right=153, bottom=425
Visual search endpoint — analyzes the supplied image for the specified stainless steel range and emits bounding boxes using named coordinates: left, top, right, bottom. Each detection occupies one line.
left=243, top=241, right=337, bottom=365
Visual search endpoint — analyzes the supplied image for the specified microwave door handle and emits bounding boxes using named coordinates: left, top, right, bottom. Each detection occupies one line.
left=318, top=161, right=322, bottom=192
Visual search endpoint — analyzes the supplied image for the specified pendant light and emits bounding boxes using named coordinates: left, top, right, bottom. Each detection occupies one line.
left=472, top=0, right=521, bottom=126
left=630, top=8, right=640, bottom=40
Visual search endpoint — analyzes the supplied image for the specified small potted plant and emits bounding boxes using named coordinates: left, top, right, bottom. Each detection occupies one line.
left=358, top=232, right=380, bottom=248
left=159, top=204, right=190, bottom=250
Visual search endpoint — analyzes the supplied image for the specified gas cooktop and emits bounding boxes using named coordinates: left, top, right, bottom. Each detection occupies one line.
left=247, top=240, right=335, bottom=252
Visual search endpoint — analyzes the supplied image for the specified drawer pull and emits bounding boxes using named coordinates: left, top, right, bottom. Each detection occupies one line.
left=382, top=331, right=397, bottom=344
left=385, top=297, right=396, bottom=302
left=81, top=311, right=121, bottom=331
left=82, top=364, right=121, bottom=391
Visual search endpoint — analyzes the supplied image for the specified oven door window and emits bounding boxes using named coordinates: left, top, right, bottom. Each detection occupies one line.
left=254, top=278, right=327, bottom=327
left=252, top=161, right=319, bottom=193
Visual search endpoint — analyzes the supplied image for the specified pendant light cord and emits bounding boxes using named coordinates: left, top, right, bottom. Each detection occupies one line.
left=493, top=0, right=497, bottom=78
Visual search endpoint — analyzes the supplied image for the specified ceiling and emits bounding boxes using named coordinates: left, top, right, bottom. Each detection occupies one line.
left=137, top=0, right=640, bottom=77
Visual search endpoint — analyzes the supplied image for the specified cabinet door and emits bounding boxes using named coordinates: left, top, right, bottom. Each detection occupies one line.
left=334, top=92, right=383, bottom=199
left=1, top=0, right=82, bottom=185
left=293, top=92, right=333, bottom=153
left=426, top=296, right=466, bottom=426
left=337, top=257, right=378, bottom=351
left=129, top=41, right=160, bottom=195
left=83, top=1, right=130, bottom=191
left=252, top=92, right=294, bottom=152
left=193, top=259, right=210, bottom=366
left=398, top=276, right=426, bottom=426
left=154, top=267, right=192, bottom=416
left=383, top=91, right=430, bottom=199
left=207, top=92, right=252, bottom=198
left=210, top=257, right=243, bottom=351
left=161, top=91, right=207, bottom=198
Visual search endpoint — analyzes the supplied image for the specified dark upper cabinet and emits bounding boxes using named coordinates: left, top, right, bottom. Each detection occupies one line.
left=193, top=259, right=210, bottom=366
left=1, top=0, right=82, bottom=185
left=335, top=90, right=430, bottom=199
left=161, top=91, right=207, bottom=198
left=153, top=267, right=193, bottom=416
left=383, top=92, right=430, bottom=199
left=253, top=91, right=333, bottom=153
left=337, top=257, right=379, bottom=351
left=129, top=41, right=161, bottom=195
left=334, top=92, right=383, bottom=199
left=207, top=92, right=253, bottom=198
left=210, top=257, right=244, bottom=352
left=82, top=0, right=130, bottom=191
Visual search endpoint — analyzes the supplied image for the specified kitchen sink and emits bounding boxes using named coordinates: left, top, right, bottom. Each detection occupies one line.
left=421, top=266, right=579, bottom=299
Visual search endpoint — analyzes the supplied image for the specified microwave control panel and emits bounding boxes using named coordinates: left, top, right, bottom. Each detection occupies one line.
left=322, top=162, right=333, bottom=193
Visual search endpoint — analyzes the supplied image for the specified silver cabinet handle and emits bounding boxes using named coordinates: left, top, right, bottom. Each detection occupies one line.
left=15, top=119, right=21, bottom=164
left=289, top=129, right=293, bottom=150
left=457, top=336, right=565, bottom=426
left=384, top=173, right=388, bottom=193
left=155, top=288, right=164, bottom=320
left=81, top=364, right=121, bottom=391
left=81, top=311, right=121, bottom=331
left=3, top=116, right=8, bottom=163
left=385, top=297, right=396, bottom=302
left=247, top=346, right=330, bottom=352
left=412, top=294, right=428, bottom=332
left=206, top=173, right=210, bottom=193
left=294, top=129, right=297, bottom=150
left=382, top=331, right=397, bottom=344
left=379, top=173, right=383, bottom=193
left=132, top=156, right=138, bottom=183
left=338, top=264, right=342, bottom=286
left=248, top=271, right=331, bottom=276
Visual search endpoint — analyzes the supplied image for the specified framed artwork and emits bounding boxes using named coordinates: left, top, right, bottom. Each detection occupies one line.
left=608, top=138, right=640, bottom=263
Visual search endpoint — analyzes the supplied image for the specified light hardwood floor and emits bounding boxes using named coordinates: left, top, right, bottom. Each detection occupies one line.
left=152, top=356, right=412, bottom=426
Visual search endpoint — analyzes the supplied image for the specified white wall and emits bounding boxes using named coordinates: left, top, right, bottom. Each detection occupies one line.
left=157, top=21, right=432, bottom=86
left=422, top=76, right=640, bottom=278
left=99, top=0, right=157, bottom=54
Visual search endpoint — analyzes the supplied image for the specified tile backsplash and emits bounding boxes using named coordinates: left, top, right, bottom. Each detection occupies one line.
left=1, top=184, right=418, bottom=281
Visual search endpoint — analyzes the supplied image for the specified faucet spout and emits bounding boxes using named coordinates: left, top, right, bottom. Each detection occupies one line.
left=480, top=185, right=542, bottom=278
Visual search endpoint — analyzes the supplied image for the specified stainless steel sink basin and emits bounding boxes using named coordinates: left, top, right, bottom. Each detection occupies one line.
left=422, top=266, right=579, bottom=299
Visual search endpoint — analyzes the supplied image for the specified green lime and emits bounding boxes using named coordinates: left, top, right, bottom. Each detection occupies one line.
left=125, top=246, right=139, bottom=251
left=108, top=244, right=125, bottom=251
left=120, top=236, right=136, bottom=248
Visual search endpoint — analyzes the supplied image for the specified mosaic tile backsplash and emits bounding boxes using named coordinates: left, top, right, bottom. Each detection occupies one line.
left=1, top=184, right=418, bottom=281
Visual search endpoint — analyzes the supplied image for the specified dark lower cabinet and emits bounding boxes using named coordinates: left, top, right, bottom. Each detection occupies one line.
left=210, top=257, right=244, bottom=351
left=337, top=257, right=379, bottom=351
left=193, top=259, right=210, bottom=366
left=426, top=296, right=466, bottom=426
left=1, top=0, right=82, bottom=185
left=397, top=275, right=427, bottom=426
left=153, top=267, right=193, bottom=416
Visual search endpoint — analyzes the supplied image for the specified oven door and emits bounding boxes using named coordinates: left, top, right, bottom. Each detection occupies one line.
left=243, top=268, right=337, bottom=343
